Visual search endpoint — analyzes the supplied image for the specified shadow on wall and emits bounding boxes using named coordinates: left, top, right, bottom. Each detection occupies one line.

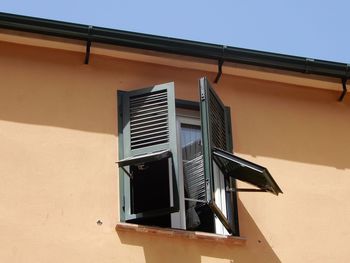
left=0, top=42, right=117, bottom=135
left=116, top=199, right=281, bottom=263
left=218, top=76, right=350, bottom=170
left=2, top=41, right=349, bottom=171
left=0, top=41, right=202, bottom=135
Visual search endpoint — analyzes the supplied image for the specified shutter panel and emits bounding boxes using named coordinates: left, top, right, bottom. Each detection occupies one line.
left=199, top=77, right=234, bottom=234
left=199, top=77, right=230, bottom=203
left=212, top=148, right=283, bottom=195
left=119, top=82, right=179, bottom=221
left=199, top=77, right=282, bottom=234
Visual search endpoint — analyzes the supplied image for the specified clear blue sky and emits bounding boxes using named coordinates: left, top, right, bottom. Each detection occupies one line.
left=2, top=0, right=349, bottom=63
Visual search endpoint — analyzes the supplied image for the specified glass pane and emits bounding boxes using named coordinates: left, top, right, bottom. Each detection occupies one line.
left=180, top=123, right=213, bottom=231
left=180, top=124, right=202, bottom=160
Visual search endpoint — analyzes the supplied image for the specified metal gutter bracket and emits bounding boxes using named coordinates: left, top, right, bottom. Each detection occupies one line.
left=84, top=25, right=93, bottom=64
left=305, top=58, right=315, bottom=74
left=214, top=46, right=226, bottom=84
left=214, top=58, right=224, bottom=83
left=338, top=77, right=347, bottom=102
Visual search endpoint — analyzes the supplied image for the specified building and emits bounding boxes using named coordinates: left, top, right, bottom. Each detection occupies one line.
left=0, top=12, right=349, bottom=263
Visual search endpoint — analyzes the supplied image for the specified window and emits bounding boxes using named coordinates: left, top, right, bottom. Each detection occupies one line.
left=117, top=77, right=282, bottom=236
left=176, top=113, right=234, bottom=235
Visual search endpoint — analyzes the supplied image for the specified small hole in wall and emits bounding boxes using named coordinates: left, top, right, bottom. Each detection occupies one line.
left=96, top=220, right=103, bottom=225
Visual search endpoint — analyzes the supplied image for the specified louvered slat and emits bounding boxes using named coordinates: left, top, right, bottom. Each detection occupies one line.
left=130, top=91, right=167, bottom=104
left=129, top=89, right=169, bottom=150
left=183, top=154, right=206, bottom=202
left=209, top=89, right=226, bottom=150
left=131, top=119, right=168, bottom=132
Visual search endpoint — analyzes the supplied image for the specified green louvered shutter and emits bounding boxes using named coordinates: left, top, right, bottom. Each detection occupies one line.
left=199, top=77, right=234, bottom=233
left=118, top=82, right=179, bottom=221
left=199, top=77, right=282, bottom=234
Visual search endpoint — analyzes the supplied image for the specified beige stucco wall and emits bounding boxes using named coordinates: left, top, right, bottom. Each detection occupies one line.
left=0, top=39, right=350, bottom=263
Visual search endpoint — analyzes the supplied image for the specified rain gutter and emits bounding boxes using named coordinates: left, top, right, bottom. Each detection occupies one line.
left=0, top=12, right=349, bottom=84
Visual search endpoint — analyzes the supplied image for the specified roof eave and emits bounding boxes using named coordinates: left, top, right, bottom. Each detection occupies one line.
left=0, top=12, right=349, bottom=80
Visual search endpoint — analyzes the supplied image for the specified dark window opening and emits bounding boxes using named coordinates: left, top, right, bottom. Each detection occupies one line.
left=185, top=201, right=215, bottom=233
left=130, top=158, right=171, bottom=214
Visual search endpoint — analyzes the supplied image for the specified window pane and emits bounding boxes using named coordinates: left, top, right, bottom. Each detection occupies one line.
left=180, top=124, right=202, bottom=160
left=180, top=123, right=214, bottom=231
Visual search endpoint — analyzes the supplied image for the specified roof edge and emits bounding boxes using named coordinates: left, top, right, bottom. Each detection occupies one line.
left=0, top=12, right=349, bottom=80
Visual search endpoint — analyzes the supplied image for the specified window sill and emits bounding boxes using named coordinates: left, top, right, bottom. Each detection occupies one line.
left=116, top=222, right=246, bottom=245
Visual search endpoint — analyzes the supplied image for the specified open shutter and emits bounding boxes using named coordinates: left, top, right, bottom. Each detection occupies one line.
left=118, top=82, right=179, bottom=222
left=199, top=77, right=234, bottom=233
left=199, top=77, right=282, bottom=234
left=212, top=148, right=283, bottom=195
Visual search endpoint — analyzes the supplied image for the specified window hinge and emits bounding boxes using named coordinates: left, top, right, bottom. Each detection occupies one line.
left=137, top=164, right=148, bottom=171
left=200, top=85, right=206, bottom=101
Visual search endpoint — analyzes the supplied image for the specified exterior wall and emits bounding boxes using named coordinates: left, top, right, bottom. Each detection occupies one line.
left=0, top=40, right=349, bottom=263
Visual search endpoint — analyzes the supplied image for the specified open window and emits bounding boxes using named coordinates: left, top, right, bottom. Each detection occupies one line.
left=118, top=77, right=282, bottom=236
